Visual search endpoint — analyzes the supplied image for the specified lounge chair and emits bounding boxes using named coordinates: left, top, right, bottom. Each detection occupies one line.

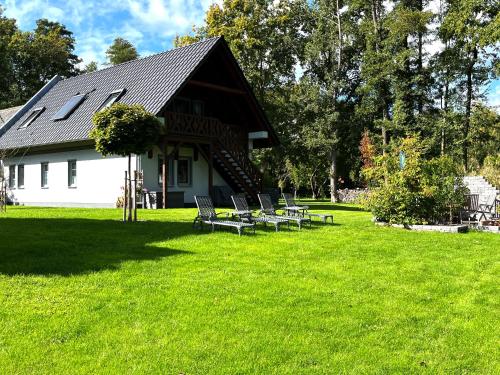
left=282, top=193, right=334, bottom=224
left=231, top=195, right=289, bottom=232
left=460, top=193, right=480, bottom=225
left=193, top=195, right=255, bottom=236
left=258, top=193, right=311, bottom=230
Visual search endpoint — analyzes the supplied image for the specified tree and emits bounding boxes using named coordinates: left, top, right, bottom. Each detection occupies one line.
left=106, top=38, right=138, bottom=65
left=439, top=0, right=499, bottom=170
left=83, top=61, right=98, bottom=73
left=302, top=0, right=363, bottom=202
left=0, top=7, right=17, bottom=108
left=91, top=104, right=160, bottom=221
left=8, top=19, right=81, bottom=105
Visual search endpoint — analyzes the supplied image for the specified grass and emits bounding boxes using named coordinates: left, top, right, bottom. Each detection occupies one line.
left=0, top=202, right=498, bottom=374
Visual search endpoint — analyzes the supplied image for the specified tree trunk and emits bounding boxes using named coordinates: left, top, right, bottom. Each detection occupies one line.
left=441, top=81, right=449, bottom=156
left=127, top=154, right=132, bottom=222
left=329, top=148, right=339, bottom=203
left=417, top=0, right=424, bottom=114
left=463, top=47, right=477, bottom=171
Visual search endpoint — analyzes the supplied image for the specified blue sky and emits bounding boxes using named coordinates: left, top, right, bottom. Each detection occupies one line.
left=1, top=0, right=499, bottom=108
left=1, top=0, right=220, bottom=65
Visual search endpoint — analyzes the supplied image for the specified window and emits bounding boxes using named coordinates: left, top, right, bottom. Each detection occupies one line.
left=18, top=165, right=24, bottom=188
left=18, top=107, right=45, bottom=129
left=41, top=162, right=49, bottom=188
left=173, top=97, right=191, bottom=114
left=97, top=89, right=126, bottom=112
left=158, top=156, right=174, bottom=186
left=177, top=157, right=192, bottom=186
left=68, top=160, right=77, bottom=187
left=192, top=100, right=204, bottom=116
left=8, top=165, right=15, bottom=188
left=52, top=94, right=86, bottom=121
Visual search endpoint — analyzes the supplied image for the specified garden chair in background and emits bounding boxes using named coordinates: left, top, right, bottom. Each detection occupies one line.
left=258, top=193, right=311, bottom=230
left=282, top=193, right=334, bottom=224
left=231, top=195, right=289, bottom=232
left=460, top=194, right=480, bottom=225
left=194, top=195, right=255, bottom=236
left=478, top=192, right=499, bottom=221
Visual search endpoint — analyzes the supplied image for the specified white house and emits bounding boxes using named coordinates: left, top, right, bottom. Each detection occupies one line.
left=0, top=37, right=278, bottom=208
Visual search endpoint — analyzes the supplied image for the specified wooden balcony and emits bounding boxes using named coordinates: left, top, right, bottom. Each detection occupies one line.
left=163, top=111, right=246, bottom=153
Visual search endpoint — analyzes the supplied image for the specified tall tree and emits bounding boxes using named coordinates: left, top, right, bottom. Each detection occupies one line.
left=439, top=0, right=499, bottom=170
left=0, top=7, right=17, bottom=109
left=106, top=38, right=139, bottom=65
left=9, top=19, right=81, bottom=105
left=302, top=0, right=363, bottom=201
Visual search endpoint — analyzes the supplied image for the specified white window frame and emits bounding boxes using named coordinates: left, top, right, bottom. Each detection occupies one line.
left=68, top=160, right=77, bottom=188
left=41, top=162, right=49, bottom=188
left=8, top=165, right=16, bottom=189
left=17, top=164, right=24, bottom=189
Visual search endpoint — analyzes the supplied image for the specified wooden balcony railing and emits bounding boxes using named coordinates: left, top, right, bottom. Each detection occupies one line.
left=164, top=112, right=245, bottom=151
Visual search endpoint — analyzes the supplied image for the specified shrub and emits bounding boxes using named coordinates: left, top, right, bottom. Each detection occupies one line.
left=362, top=137, right=466, bottom=224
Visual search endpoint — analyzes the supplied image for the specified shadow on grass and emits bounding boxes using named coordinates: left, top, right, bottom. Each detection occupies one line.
left=0, top=218, right=195, bottom=277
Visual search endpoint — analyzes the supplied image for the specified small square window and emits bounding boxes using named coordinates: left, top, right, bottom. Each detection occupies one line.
left=41, top=162, right=49, bottom=188
left=68, top=160, right=77, bottom=187
left=18, top=165, right=24, bottom=188
left=8, top=165, right=16, bottom=188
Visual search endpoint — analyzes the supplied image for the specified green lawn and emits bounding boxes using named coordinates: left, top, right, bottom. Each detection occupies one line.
left=0, top=202, right=498, bottom=374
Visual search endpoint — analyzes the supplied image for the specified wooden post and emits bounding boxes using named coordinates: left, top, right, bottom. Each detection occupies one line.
left=162, top=140, right=168, bottom=209
left=127, top=155, right=133, bottom=221
left=208, top=141, right=214, bottom=198
left=123, top=171, right=127, bottom=222
left=133, top=170, right=137, bottom=222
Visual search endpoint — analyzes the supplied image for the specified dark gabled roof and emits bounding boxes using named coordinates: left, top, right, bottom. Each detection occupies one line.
left=0, top=37, right=222, bottom=150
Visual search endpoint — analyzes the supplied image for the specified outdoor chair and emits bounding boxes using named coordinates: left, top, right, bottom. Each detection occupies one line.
left=193, top=195, right=255, bottom=236
left=258, top=193, right=311, bottom=230
left=460, top=194, right=480, bottom=225
left=231, top=195, right=289, bottom=232
left=282, top=193, right=334, bottom=224
left=478, top=192, right=499, bottom=221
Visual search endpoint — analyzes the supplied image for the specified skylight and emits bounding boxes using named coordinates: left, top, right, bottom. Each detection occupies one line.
left=52, top=94, right=86, bottom=121
left=18, top=107, right=45, bottom=129
left=97, top=89, right=126, bottom=112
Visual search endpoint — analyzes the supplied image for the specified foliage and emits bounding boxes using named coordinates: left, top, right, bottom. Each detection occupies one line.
left=363, top=137, right=467, bottom=224
left=0, top=205, right=499, bottom=373
left=0, top=14, right=81, bottom=107
left=106, top=37, right=138, bottom=65
left=83, top=61, right=98, bottom=73
left=359, top=129, right=375, bottom=170
left=480, top=154, right=500, bottom=188
left=90, top=103, right=160, bottom=157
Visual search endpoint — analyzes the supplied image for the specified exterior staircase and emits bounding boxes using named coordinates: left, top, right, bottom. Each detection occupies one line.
left=211, top=142, right=262, bottom=204
left=463, top=175, right=499, bottom=219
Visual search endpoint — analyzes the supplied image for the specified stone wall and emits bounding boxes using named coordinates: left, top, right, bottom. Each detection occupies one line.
left=337, top=188, right=368, bottom=203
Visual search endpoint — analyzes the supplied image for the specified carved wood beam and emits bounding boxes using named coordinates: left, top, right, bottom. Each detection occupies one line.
left=188, top=80, right=246, bottom=95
